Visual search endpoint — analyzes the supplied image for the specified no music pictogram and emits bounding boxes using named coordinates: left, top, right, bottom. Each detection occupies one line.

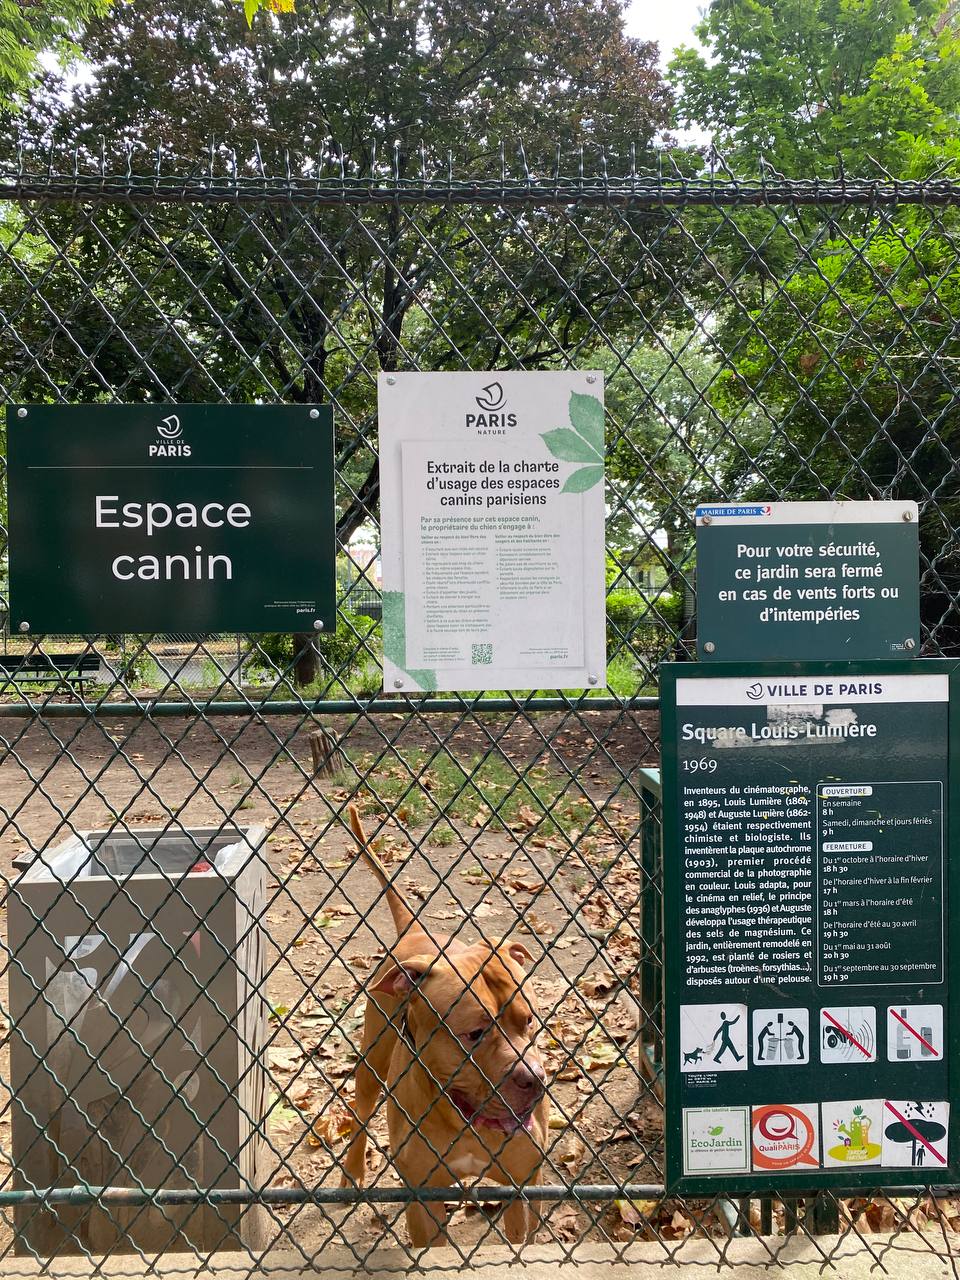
left=820, top=1007, right=877, bottom=1063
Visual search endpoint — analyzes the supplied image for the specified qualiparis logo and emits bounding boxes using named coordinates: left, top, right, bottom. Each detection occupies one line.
left=150, top=413, right=192, bottom=458
left=467, top=381, right=516, bottom=436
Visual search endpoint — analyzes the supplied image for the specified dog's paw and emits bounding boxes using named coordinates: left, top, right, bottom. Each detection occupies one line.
left=339, top=1172, right=365, bottom=1190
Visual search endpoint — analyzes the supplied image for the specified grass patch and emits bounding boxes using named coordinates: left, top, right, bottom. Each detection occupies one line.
left=345, top=748, right=599, bottom=838
left=428, top=821, right=458, bottom=847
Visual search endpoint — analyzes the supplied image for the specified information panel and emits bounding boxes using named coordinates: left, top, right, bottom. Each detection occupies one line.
left=7, top=404, right=336, bottom=634
left=695, top=501, right=920, bottom=661
left=379, top=372, right=606, bottom=693
left=662, top=662, right=959, bottom=1193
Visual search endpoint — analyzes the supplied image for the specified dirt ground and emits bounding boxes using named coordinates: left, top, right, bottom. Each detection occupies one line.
left=0, top=705, right=670, bottom=1256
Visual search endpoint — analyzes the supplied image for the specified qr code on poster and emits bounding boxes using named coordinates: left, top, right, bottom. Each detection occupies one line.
left=471, top=643, right=493, bottom=666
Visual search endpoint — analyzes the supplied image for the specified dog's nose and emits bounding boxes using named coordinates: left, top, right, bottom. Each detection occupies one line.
left=513, top=1057, right=547, bottom=1094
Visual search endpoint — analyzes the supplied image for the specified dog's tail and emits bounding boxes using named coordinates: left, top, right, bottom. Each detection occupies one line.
left=347, top=804, right=415, bottom=936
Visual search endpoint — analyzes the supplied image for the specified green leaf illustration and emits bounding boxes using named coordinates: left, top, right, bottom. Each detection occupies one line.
left=382, top=591, right=406, bottom=667
left=568, top=391, right=604, bottom=454
left=407, top=668, right=438, bottom=692
left=562, top=464, right=604, bottom=493
left=541, top=427, right=602, bottom=463
left=382, top=590, right=436, bottom=691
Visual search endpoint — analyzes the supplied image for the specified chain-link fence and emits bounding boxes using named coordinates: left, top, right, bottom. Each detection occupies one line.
left=0, top=150, right=959, bottom=1270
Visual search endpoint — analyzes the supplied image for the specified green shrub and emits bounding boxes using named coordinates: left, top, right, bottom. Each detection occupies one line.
left=252, top=609, right=380, bottom=690
left=606, top=588, right=682, bottom=659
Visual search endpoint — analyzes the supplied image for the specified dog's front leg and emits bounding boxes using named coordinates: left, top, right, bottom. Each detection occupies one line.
left=502, top=1169, right=541, bottom=1245
left=405, top=1196, right=450, bottom=1249
left=340, top=1057, right=378, bottom=1187
left=341, top=999, right=397, bottom=1187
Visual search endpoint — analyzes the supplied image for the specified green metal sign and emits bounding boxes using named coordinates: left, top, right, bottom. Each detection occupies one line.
left=661, top=660, right=959, bottom=1193
left=7, top=404, right=336, bottom=634
left=695, top=501, right=920, bottom=661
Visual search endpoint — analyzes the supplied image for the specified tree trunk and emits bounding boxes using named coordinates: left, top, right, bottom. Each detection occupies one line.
left=292, top=633, right=319, bottom=686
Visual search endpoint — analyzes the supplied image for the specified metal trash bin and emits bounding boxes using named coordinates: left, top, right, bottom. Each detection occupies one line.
left=8, top=825, right=269, bottom=1255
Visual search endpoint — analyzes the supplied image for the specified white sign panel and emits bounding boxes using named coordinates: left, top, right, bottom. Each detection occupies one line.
left=379, top=372, right=606, bottom=692
left=675, top=673, right=949, bottom=708
left=694, top=500, right=918, bottom=527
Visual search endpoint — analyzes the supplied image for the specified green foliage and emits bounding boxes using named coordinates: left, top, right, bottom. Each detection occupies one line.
left=542, top=391, right=605, bottom=492
left=96, top=635, right=151, bottom=686
left=606, top=588, right=645, bottom=650
left=568, top=391, right=605, bottom=454
left=253, top=610, right=379, bottom=691
left=713, top=215, right=960, bottom=638
left=665, top=0, right=960, bottom=648
left=562, top=464, right=604, bottom=493
left=607, top=587, right=682, bottom=659
left=602, top=652, right=647, bottom=699
left=542, top=428, right=600, bottom=463
left=0, top=0, right=110, bottom=110
left=596, top=337, right=761, bottom=595
left=670, top=0, right=960, bottom=178
left=12, top=0, right=673, bottom=562
left=42, top=0, right=670, bottom=166
left=714, top=219, right=960, bottom=489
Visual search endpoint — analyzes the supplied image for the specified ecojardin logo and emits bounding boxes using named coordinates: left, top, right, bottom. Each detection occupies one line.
left=683, top=1107, right=750, bottom=1175
left=466, top=381, right=517, bottom=435
left=150, top=413, right=192, bottom=458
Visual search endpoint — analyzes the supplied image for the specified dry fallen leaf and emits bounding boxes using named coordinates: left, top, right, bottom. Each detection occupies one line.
left=550, top=1206, right=581, bottom=1243
left=578, top=972, right=616, bottom=999
left=307, top=1104, right=354, bottom=1147
left=615, top=1197, right=659, bottom=1227
left=518, top=912, right=554, bottom=938
left=558, top=1136, right=586, bottom=1175
left=269, top=1047, right=303, bottom=1072
left=663, top=1209, right=695, bottom=1239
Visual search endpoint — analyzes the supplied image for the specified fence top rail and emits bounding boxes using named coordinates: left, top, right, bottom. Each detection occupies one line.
left=5, top=160, right=960, bottom=208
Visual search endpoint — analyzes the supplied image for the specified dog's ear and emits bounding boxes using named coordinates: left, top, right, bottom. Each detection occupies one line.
left=369, top=956, right=431, bottom=996
left=498, top=940, right=534, bottom=969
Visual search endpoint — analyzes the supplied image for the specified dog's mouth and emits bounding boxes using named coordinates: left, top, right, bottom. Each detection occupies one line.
left=448, top=1089, right=535, bottom=1135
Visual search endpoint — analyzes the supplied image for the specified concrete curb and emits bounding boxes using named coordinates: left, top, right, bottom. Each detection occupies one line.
left=0, top=1236, right=954, bottom=1278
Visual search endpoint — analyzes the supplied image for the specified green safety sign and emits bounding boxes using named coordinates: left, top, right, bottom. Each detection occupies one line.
left=695, top=501, right=920, bottom=662
left=661, top=661, right=959, bottom=1193
left=7, top=404, right=336, bottom=634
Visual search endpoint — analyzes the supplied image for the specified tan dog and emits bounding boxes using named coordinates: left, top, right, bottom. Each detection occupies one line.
left=340, top=805, right=549, bottom=1247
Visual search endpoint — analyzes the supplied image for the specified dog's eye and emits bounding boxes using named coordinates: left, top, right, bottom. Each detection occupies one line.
left=527, top=1015, right=535, bottom=1032
left=463, top=1027, right=486, bottom=1044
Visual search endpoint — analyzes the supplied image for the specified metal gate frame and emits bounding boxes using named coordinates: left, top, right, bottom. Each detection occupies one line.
left=0, top=150, right=959, bottom=1267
